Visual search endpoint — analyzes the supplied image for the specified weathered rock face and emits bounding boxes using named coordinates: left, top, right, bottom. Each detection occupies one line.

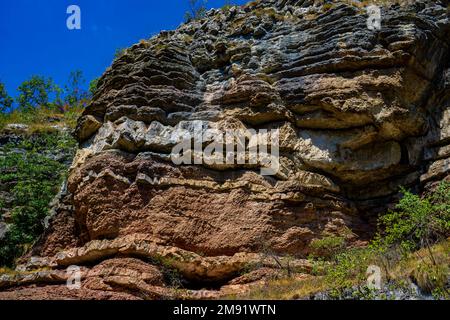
left=1, top=0, right=449, bottom=299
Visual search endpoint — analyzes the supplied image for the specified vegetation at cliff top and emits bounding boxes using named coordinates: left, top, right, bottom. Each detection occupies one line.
left=0, top=71, right=98, bottom=132
left=230, top=182, right=450, bottom=300
left=0, top=132, right=77, bottom=267
left=0, top=71, right=88, bottom=267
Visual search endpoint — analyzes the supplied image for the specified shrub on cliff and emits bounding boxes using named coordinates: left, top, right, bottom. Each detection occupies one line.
left=320, top=182, right=450, bottom=298
left=221, top=0, right=235, bottom=12
left=310, top=235, right=347, bottom=259
left=114, top=48, right=126, bottom=61
left=64, top=70, right=89, bottom=106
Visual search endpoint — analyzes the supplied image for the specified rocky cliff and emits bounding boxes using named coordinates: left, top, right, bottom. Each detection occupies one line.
left=0, top=0, right=449, bottom=299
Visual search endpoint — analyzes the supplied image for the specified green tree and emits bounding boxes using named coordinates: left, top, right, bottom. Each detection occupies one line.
left=184, top=0, right=208, bottom=22
left=0, top=81, right=13, bottom=113
left=64, top=70, right=88, bottom=105
left=16, top=76, right=56, bottom=112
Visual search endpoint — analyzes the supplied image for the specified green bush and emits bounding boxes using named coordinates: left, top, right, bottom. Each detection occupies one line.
left=0, top=81, right=13, bottom=113
left=324, top=247, right=377, bottom=293
left=221, top=0, right=235, bottom=12
left=373, top=182, right=450, bottom=256
left=89, top=77, right=100, bottom=97
left=114, top=48, right=126, bottom=60
left=184, top=0, right=208, bottom=22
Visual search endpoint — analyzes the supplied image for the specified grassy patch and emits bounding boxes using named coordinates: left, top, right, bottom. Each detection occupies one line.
left=0, top=105, right=83, bottom=132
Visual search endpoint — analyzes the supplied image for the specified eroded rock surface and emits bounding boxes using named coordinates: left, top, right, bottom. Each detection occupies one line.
left=1, top=0, right=449, bottom=300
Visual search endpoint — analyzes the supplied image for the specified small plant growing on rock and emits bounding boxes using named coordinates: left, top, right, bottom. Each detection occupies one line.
left=310, top=235, right=347, bottom=259
left=372, top=182, right=450, bottom=258
left=221, top=0, right=235, bottom=12
left=89, top=77, right=100, bottom=97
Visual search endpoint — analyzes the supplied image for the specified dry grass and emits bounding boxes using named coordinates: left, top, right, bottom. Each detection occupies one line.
left=0, top=267, right=53, bottom=277
left=225, top=275, right=331, bottom=300
left=322, top=0, right=419, bottom=7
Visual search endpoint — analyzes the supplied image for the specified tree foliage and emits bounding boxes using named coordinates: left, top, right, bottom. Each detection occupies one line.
left=64, top=70, right=88, bottom=105
left=0, top=81, right=13, bottom=113
left=0, top=133, right=76, bottom=267
left=373, top=182, right=450, bottom=255
left=184, top=0, right=208, bottom=22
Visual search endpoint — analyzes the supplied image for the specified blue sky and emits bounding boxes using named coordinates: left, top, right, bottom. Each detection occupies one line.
left=0, top=0, right=247, bottom=100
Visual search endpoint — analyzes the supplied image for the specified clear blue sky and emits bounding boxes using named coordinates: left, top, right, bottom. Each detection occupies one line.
left=0, top=0, right=247, bottom=100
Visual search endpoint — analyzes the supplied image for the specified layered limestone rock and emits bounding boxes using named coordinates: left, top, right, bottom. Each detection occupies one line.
left=1, top=0, right=449, bottom=299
